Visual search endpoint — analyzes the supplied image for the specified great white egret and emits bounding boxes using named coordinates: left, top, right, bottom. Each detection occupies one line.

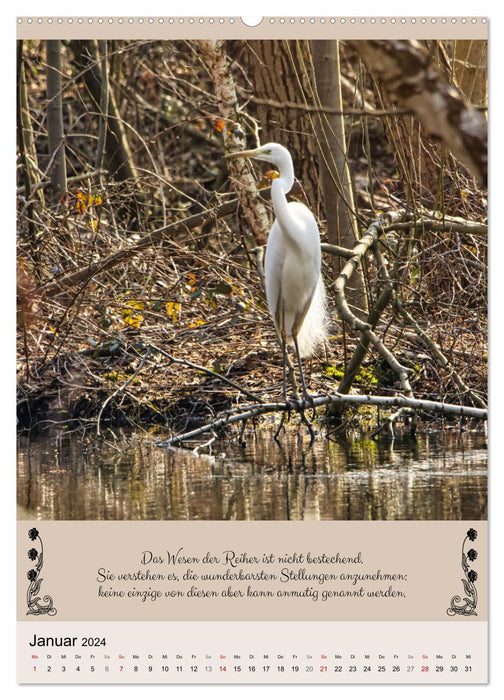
left=225, top=142, right=328, bottom=401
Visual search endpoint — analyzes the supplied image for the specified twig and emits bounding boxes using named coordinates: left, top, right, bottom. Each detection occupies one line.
left=298, top=409, right=316, bottom=444
left=273, top=411, right=286, bottom=443
left=193, top=433, right=217, bottom=456
left=17, top=169, right=109, bottom=195
left=95, top=39, right=109, bottom=172
left=369, top=407, right=415, bottom=439
left=385, top=219, right=487, bottom=235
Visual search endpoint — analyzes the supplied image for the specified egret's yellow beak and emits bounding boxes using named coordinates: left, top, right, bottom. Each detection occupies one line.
left=224, top=148, right=260, bottom=160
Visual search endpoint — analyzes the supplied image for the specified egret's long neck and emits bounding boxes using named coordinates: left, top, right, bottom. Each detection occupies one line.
left=270, top=159, right=296, bottom=237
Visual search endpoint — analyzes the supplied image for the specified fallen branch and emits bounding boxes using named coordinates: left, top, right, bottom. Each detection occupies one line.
left=156, top=392, right=487, bottom=448
left=387, top=219, right=487, bottom=235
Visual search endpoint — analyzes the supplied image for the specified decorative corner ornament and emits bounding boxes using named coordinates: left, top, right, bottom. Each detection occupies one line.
left=447, top=528, right=478, bottom=617
left=26, top=528, right=57, bottom=616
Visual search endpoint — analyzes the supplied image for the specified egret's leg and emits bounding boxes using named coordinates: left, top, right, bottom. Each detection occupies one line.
left=281, top=338, right=288, bottom=401
left=280, top=341, right=299, bottom=401
left=287, top=359, right=299, bottom=400
left=278, top=303, right=298, bottom=401
left=293, top=335, right=313, bottom=404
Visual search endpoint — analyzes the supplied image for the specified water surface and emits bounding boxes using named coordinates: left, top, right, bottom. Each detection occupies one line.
left=17, top=428, right=487, bottom=521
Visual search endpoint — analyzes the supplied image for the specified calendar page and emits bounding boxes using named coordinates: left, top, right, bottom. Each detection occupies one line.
left=15, top=14, right=488, bottom=686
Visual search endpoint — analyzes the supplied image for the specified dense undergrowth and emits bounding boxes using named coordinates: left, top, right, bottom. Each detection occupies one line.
left=16, top=39, right=487, bottom=437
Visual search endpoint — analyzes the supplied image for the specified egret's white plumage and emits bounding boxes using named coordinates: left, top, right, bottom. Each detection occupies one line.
left=226, top=142, right=328, bottom=399
left=264, top=205, right=327, bottom=359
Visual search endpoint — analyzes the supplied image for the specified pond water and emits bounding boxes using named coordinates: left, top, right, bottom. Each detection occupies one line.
left=17, top=427, right=487, bottom=521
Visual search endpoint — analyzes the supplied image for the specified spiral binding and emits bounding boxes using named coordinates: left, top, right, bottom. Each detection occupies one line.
left=16, top=16, right=487, bottom=25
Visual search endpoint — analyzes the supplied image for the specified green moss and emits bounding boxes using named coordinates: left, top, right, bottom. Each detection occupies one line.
left=355, top=368, right=379, bottom=387
left=322, top=363, right=379, bottom=386
left=322, top=364, right=345, bottom=379
left=103, top=370, right=140, bottom=385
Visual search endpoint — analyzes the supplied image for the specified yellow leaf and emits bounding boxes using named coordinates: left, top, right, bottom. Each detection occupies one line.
left=125, top=299, right=144, bottom=311
left=121, top=300, right=144, bottom=327
left=166, top=301, right=180, bottom=324
left=121, top=308, right=143, bottom=327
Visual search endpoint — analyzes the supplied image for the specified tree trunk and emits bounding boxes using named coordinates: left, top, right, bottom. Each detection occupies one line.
left=46, top=40, right=67, bottom=199
left=69, top=39, right=138, bottom=184
left=244, top=40, right=321, bottom=215
left=311, top=40, right=367, bottom=317
left=453, top=39, right=487, bottom=107
left=198, top=39, right=271, bottom=246
left=17, top=40, right=42, bottom=265
left=95, top=40, right=109, bottom=173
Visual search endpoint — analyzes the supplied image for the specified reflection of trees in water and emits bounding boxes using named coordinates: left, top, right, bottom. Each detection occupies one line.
left=17, top=430, right=487, bottom=522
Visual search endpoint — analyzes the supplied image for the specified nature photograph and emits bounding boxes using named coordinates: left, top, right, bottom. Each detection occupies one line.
left=16, top=37, right=487, bottom=521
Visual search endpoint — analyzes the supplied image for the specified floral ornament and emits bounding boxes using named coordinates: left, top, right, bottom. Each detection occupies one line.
left=467, top=549, right=478, bottom=562
left=447, top=529, right=479, bottom=617
left=467, top=528, right=477, bottom=542
left=26, top=529, right=57, bottom=617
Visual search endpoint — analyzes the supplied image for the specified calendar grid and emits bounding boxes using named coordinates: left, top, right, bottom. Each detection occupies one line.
left=18, top=620, right=488, bottom=684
